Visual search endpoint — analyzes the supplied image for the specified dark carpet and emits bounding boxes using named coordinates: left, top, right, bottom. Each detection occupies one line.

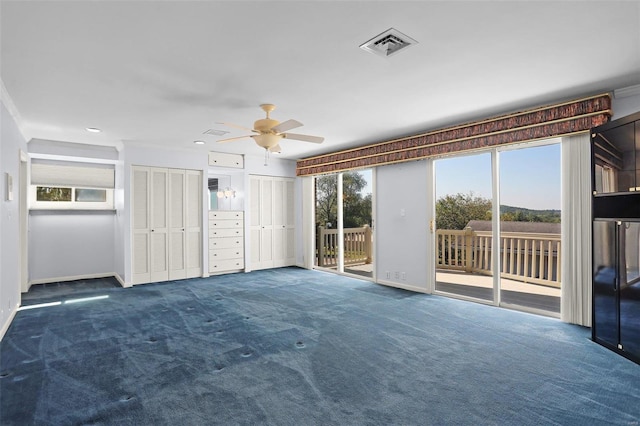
left=1, top=267, right=639, bottom=425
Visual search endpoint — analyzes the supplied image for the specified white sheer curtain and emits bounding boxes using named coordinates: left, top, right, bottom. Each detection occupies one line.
left=561, top=133, right=592, bottom=326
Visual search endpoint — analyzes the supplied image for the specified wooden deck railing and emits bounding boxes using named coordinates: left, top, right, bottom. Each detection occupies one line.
left=436, top=228, right=561, bottom=288
left=316, top=225, right=372, bottom=268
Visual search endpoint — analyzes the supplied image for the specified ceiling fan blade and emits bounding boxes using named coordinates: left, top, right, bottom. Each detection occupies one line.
left=217, top=135, right=253, bottom=143
left=282, top=133, right=324, bottom=144
left=269, top=144, right=282, bottom=153
left=271, top=119, right=302, bottom=133
left=217, top=122, right=256, bottom=133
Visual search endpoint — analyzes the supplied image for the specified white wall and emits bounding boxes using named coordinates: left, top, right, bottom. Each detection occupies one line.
left=375, top=160, right=430, bottom=292
left=1, top=99, right=27, bottom=340
left=29, top=212, right=116, bottom=282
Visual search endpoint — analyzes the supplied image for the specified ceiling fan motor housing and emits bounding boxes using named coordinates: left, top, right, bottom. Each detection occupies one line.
left=254, top=118, right=280, bottom=133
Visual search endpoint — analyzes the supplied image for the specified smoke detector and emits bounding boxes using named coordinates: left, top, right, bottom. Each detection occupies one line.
left=360, top=28, right=418, bottom=57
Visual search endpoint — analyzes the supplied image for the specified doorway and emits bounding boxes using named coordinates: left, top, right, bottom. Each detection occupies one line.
left=433, top=141, right=562, bottom=316
left=314, top=169, right=374, bottom=279
left=434, top=152, right=494, bottom=302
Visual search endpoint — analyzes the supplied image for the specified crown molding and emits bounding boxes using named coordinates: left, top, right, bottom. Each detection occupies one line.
left=0, top=78, right=30, bottom=142
left=614, top=84, right=640, bottom=99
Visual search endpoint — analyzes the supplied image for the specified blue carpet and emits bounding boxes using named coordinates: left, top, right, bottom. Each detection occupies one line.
left=1, top=267, right=639, bottom=425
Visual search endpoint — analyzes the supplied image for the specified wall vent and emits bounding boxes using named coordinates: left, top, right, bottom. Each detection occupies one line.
left=360, top=28, right=418, bottom=57
left=203, top=129, right=229, bottom=136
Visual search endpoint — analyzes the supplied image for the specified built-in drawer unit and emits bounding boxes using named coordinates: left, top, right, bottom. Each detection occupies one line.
left=208, top=210, right=244, bottom=274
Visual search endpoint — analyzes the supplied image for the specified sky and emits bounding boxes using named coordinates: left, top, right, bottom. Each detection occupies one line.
left=435, top=143, right=561, bottom=211
left=348, top=142, right=561, bottom=211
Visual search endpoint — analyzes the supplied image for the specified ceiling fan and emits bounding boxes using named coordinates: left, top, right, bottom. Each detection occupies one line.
left=217, top=104, right=324, bottom=154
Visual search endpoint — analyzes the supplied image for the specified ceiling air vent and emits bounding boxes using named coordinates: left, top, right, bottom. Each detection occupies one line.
left=360, top=28, right=418, bottom=57
left=203, top=129, right=229, bottom=136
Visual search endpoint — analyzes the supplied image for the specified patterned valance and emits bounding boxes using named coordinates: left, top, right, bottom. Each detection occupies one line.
left=296, top=93, right=611, bottom=176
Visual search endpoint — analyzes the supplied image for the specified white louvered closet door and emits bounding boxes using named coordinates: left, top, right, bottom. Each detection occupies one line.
left=132, top=167, right=151, bottom=284
left=250, top=175, right=295, bottom=271
left=273, top=179, right=296, bottom=267
left=185, top=170, right=202, bottom=278
left=168, top=169, right=186, bottom=280
left=150, top=168, right=169, bottom=282
left=250, top=176, right=263, bottom=270
left=132, top=166, right=202, bottom=285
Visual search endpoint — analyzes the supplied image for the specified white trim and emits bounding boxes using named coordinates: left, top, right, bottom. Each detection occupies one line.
left=425, top=159, right=436, bottom=294
left=614, top=84, right=640, bottom=99
left=0, top=306, right=18, bottom=342
left=113, top=273, right=130, bottom=288
left=0, top=77, right=29, bottom=141
left=491, top=150, right=501, bottom=306
left=29, top=153, right=120, bottom=165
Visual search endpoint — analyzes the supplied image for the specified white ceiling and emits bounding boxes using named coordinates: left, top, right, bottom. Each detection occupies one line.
left=2, top=0, right=640, bottom=160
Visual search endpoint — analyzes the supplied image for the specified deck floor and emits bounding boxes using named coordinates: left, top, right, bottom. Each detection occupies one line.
left=436, top=270, right=560, bottom=314
left=318, top=264, right=561, bottom=314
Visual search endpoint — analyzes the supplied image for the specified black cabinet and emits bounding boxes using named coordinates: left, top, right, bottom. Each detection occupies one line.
left=592, top=111, right=640, bottom=364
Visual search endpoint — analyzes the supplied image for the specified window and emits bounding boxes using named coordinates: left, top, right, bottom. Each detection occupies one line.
left=30, top=185, right=113, bottom=209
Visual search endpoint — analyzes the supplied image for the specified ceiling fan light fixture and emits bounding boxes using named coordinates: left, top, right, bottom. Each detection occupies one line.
left=252, top=133, right=282, bottom=149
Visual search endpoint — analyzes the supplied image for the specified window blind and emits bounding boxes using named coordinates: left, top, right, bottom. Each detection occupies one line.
left=31, top=161, right=115, bottom=188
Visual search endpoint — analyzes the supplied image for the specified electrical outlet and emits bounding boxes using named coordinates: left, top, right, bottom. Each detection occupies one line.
left=386, top=271, right=390, bottom=279
left=394, top=271, right=400, bottom=279
left=401, top=272, right=406, bottom=281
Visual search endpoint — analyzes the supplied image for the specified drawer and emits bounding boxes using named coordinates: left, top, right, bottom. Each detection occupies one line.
left=209, top=210, right=244, bottom=220
left=209, top=219, right=243, bottom=229
left=209, top=237, right=243, bottom=249
left=210, top=258, right=245, bottom=272
left=210, top=228, right=243, bottom=238
left=209, top=248, right=243, bottom=262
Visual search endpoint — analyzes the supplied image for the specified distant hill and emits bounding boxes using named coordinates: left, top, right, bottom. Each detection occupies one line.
left=499, top=205, right=561, bottom=223
left=500, top=205, right=560, bottom=214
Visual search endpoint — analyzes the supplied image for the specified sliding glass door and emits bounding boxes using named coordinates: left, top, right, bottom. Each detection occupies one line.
left=314, top=170, right=374, bottom=279
left=433, top=141, right=562, bottom=316
left=434, top=153, right=494, bottom=302
left=498, top=144, right=561, bottom=314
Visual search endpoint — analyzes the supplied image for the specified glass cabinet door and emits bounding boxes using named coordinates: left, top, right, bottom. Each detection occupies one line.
left=593, top=220, right=619, bottom=348
left=620, top=222, right=640, bottom=356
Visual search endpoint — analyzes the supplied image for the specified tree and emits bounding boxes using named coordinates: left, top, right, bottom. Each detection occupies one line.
left=436, top=192, right=492, bottom=230
left=315, top=172, right=371, bottom=228
left=315, top=174, right=338, bottom=228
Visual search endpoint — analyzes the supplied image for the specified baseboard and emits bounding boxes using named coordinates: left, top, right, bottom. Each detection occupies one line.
left=0, top=305, right=18, bottom=342
left=29, top=273, right=126, bottom=287
left=113, top=273, right=131, bottom=288
left=376, top=279, right=430, bottom=294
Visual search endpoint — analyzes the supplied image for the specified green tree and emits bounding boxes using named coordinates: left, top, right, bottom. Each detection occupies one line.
left=315, top=174, right=338, bottom=228
left=315, top=172, right=371, bottom=228
left=436, top=192, right=492, bottom=230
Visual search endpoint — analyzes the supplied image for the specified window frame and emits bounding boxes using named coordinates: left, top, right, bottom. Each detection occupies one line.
left=29, top=185, right=114, bottom=210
